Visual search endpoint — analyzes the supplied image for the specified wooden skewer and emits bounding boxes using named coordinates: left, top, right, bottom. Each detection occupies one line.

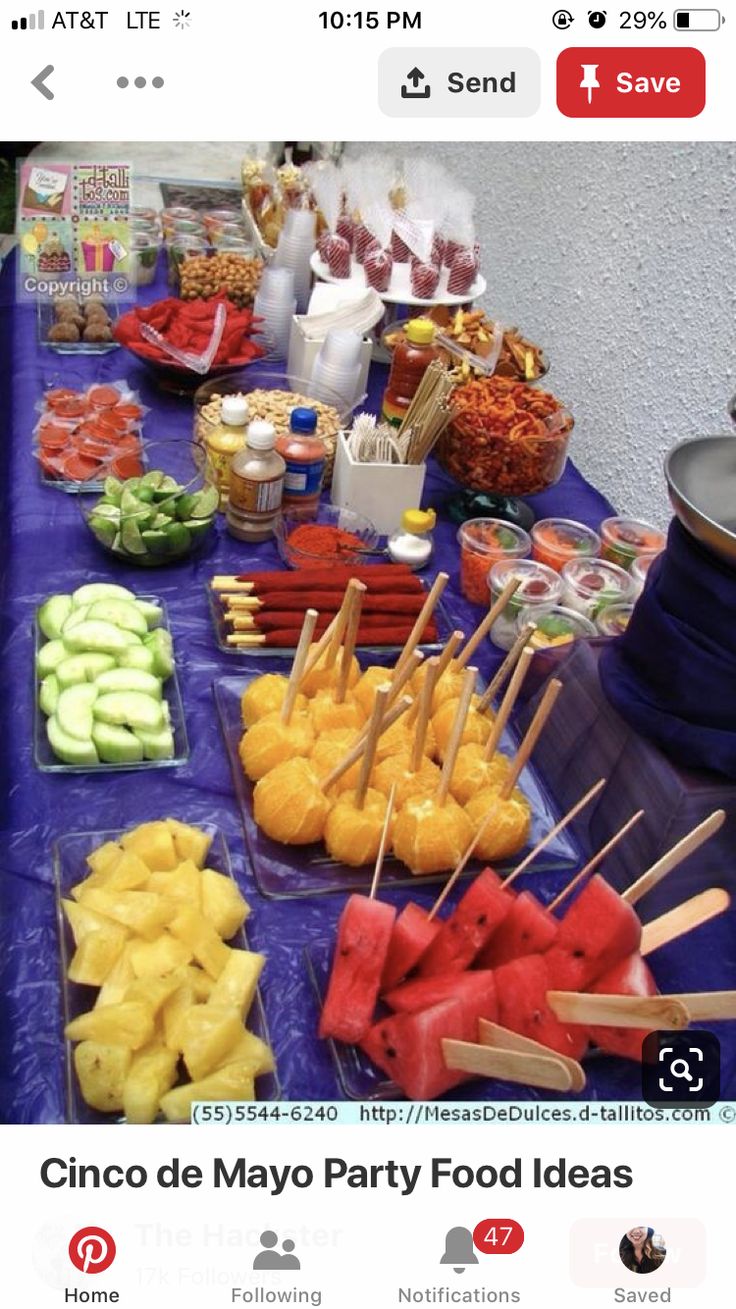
left=327, top=579, right=360, bottom=667
left=442, top=1038, right=574, bottom=1093
left=664, top=991, right=736, bottom=1022
left=320, top=694, right=413, bottom=793
left=411, top=657, right=440, bottom=775
left=477, top=1019, right=586, bottom=1093
left=435, top=667, right=477, bottom=807
left=355, top=688, right=389, bottom=811
left=504, top=778, right=607, bottom=891
left=429, top=795, right=504, bottom=921
left=622, top=809, right=726, bottom=906
left=392, top=571, right=449, bottom=681
left=482, top=645, right=535, bottom=762
left=335, top=583, right=365, bottom=704
left=477, top=623, right=536, bottom=714
left=547, top=992, right=690, bottom=1030
left=370, top=784, right=397, bottom=901
left=434, top=630, right=465, bottom=681
left=641, top=888, right=730, bottom=956
left=301, top=610, right=343, bottom=679
left=547, top=809, right=644, bottom=913
left=387, top=650, right=423, bottom=710
left=454, top=577, right=521, bottom=672
left=499, top=678, right=563, bottom=800
left=211, top=576, right=254, bottom=592
left=280, top=609, right=317, bottom=725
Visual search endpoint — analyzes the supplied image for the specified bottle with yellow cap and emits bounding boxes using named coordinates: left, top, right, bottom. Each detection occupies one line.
left=388, top=508, right=437, bottom=571
left=381, top=317, right=440, bottom=428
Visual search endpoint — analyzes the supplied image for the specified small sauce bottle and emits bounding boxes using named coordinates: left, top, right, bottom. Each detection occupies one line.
left=205, top=394, right=249, bottom=510
left=276, top=407, right=326, bottom=513
left=381, top=318, right=440, bottom=428
left=388, top=508, right=436, bottom=571
left=226, top=420, right=285, bottom=543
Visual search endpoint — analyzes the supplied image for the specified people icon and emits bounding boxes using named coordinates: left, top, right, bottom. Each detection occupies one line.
left=253, top=1231, right=301, bottom=1272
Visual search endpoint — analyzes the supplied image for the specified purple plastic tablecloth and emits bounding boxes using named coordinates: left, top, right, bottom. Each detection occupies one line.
left=2, top=253, right=732, bottom=1119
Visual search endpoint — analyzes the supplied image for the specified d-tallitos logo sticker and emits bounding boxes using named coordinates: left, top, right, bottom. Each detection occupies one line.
left=68, top=1227, right=117, bottom=1275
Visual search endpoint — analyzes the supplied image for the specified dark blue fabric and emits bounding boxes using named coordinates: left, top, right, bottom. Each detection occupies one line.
left=601, top=518, right=736, bottom=780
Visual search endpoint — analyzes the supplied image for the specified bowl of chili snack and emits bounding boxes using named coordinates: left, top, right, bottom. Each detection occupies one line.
left=438, top=376, right=573, bottom=497
left=274, top=503, right=380, bottom=570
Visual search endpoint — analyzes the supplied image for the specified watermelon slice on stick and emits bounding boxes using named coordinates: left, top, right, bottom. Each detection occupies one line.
left=384, top=970, right=497, bottom=1021
left=586, top=954, right=660, bottom=1061
left=319, top=894, right=397, bottom=1043
left=495, top=954, right=588, bottom=1061
left=545, top=873, right=642, bottom=992
left=361, top=998, right=477, bottom=1100
left=478, top=891, right=559, bottom=967
left=381, top=902, right=440, bottom=991
left=418, top=867, right=513, bottom=977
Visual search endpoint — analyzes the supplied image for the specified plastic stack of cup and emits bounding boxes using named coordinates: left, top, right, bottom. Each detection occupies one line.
left=309, top=328, right=363, bottom=409
left=253, top=267, right=296, bottom=360
left=271, top=209, right=316, bottom=313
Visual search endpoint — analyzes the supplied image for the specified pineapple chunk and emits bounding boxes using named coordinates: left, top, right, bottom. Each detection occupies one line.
left=169, top=906, right=230, bottom=978
left=129, top=933, right=192, bottom=978
left=67, top=924, right=128, bottom=987
left=165, top=818, right=213, bottom=869
left=66, top=1000, right=154, bottom=1050
left=124, top=973, right=182, bottom=1015
left=180, top=1004, right=243, bottom=1081
left=201, top=868, right=250, bottom=940
left=86, top=841, right=123, bottom=877
left=123, top=1044, right=179, bottom=1124
left=75, top=1041, right=132, bottom=1113
left=95, top=944, right=136, bottom=1008
left=147, top=861, right=203, bottom=911
left=122, top=821, right=178, bottom=871
left=79, top=888, right=172, bottom=941
left=71, top=850, right=150, bottom=901
left=214, top=1029, right=275, bottom=1078
left=208, top=949, right=264, bottom=1019
left=160, top=1061, right=255, bottom=1122
left=162, top=982, right=196, bottom=1052
left=63, top=897, right=130, bottom=946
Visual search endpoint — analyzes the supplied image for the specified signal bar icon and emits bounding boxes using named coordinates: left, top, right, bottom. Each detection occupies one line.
left=11, top=8, right=45, bottom=28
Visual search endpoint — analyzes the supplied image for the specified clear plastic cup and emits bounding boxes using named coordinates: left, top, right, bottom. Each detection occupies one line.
left=599, top=516, right=666, bottom=571
left=457, top=518, right=531, bottom=605
left=318, top=329, right=363, bottom=366
left=561, top=557, right=634, bottom=622
left=517, top=603, right=597, bottom=650
left=488, top=558, right=563, bottom=650
left=531, top=517, right=601, bottom=572
left=630, top=551, right=662, bottom=599
left=596, top=603, right=636, bottom=637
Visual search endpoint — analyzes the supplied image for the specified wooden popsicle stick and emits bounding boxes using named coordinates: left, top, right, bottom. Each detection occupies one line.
left=641, top=888, right=730, bottom=957
left=499, top=678, right=563, bottom=799
left=665, top=991, right=736, bottom=1022
left=226, top=634, right=268, bottom=647
left=504, top=778, right=607, bottom=891
left=370, top=784, right=397, bottom=901
left=320, top=694, right=412, bottom=793
left=436, top=667, right=478, bottom=806
left=482, top=645, right=535, bottom=762
left=335, top=582, right=366, bottom=704
left=281, top=609, right=318, bottom=725
left=477, top=623, right=536, bottom=714
left=546, top=992, right=690, bottom=1030
left=454, top=577, right=521, bottom=672
left=392, top=571, right=449, bottom=681
left=429, top=796, right=504, bottom=921
left=411, top=657, right=440, bottom=775
left=477, top=1019, right=586, bottom=1093
left=355, top=688, right=390, bottom=810
left=622, top=809, right=726, bottom=906
left=547, top=809, right=645, bottom=913
left=211, top=576, right=254, bottom=592
left=442, top=1038, right=574, bottom=1093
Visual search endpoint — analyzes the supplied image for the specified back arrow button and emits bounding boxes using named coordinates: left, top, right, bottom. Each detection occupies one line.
left=31, top=65, right=54, bottom=100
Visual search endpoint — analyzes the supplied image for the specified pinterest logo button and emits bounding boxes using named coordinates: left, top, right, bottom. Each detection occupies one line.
left=68, top=1227, right=117, bottom=1275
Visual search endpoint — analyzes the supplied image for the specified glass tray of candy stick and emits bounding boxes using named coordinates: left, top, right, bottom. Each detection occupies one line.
left=54, top=823, right=280, bottom=1123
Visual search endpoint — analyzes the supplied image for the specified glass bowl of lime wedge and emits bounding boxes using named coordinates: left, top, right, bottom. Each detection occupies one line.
left=78, top=439, right=219, bottom=566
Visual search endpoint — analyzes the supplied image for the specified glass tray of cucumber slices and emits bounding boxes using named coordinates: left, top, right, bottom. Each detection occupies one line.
left=54, top=822, right=280, bottom=1123
left=34, top=583, right=189, bottom=773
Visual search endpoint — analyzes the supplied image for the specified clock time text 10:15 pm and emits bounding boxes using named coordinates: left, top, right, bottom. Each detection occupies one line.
left=318, top=10, right=422, bottom=29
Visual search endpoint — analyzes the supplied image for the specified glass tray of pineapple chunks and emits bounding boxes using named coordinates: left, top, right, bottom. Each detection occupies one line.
left=54, top=819, right=280, bottom=1123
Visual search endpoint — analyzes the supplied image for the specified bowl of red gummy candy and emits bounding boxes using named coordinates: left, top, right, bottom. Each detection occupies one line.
left=114, top=293, right=267, bottom=387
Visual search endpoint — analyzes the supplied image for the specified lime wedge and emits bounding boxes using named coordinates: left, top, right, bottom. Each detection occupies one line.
left=189, top=484, right=219, bottom=519
left=175, top=493, right=199, bottom=521
left=120, top=518, right=147, bottom=556
left=140, top=470, right=165, bottom=491
left=103, top=476, right=123, bottom=504
left=180, top=517, right=213, bottom=543
left=164, top=522, right=191, bottom=555
left=141, top=530, right=172, bottom=556
left=90, top=516, right=118, bottom=547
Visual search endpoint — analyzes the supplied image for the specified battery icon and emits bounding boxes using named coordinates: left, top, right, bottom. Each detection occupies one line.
left=674, top=8, right=724, bottom=28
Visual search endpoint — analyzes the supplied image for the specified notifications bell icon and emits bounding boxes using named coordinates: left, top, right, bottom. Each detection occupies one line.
left=440, top=1227, right=478, bottom=1274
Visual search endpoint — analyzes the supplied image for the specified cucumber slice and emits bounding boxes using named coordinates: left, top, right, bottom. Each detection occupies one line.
left=134, top=724, right=175, bottom=761
left=57, top=683, right=98, bottom=742
left=93, top=691, right=164, bottom=732
left=144, top=628, right=174, bottom=679
left=62, top=605, right=91, bottom=633
left=120, top=630, right=143, bottom=646
left=92, top=722, right=145, bottom=764
left=72, top=582, right=135, bottom=607
left=39, top=674, right=60, bottom=717
left=56, top=653, right=116, bottom=689
left=63, top=621, right=131, bottom=656
left=87, top=599, right=148, bottom=637
left=189, top=484, right=219, bottom=519
left=95, top=668, right=162, bottom=699
left=117, top=645, right=156, bottom=674
left=47, top=715, right=99, bottom=766
left=38, top=594, right=74, bottom=640
left=103, top=476, right=123, bottom=504
left=135, top=600, right=163, bottom=629
left=36, top=639, right=68, bottom=677
left=120, top=518, right=147, bottom=556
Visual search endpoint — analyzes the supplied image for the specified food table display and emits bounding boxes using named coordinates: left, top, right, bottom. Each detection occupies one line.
left=2, top=234, right=735, bottom=1122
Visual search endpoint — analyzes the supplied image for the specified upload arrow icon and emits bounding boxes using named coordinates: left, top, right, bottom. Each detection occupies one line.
left=402, top=66, right=431, bottom=98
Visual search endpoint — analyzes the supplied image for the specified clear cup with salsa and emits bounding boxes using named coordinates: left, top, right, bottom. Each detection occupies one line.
left=517, top=604, right=597, bottom=650
left=488, top=558, right=562, bottom=649
left=599, top=516, right=666, bottom=571
left=457, top=518, right=531, bottom=605
left=531, top=517, right=600, bottom=572
left=596, top=602, right=636, bottom=637
left=561, top=557, right=634, bottom=622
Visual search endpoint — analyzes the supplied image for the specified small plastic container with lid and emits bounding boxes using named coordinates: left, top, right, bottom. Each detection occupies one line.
left=517, top=604, right=597, bottom=650
left=457, top=518, right=531, bottom=605
left=599, top=516, right=666, bottom=571
left=226, top=420, right=285, bottom=542
left=488, top=558, right=563, bottom=650
left=630, top=551, right=662, bottom=599
left=596, top=603, right=635, bottom=637
left=531, top=517, right=601, bottom=572
left=388, top=508, right=436, bottom=571
left=205, top=394, right=250, bottom=510
left=381, top=318, right=441, bottom=428
left=561, top=557, right=635, bottom=622
left=276, top=407, right=326, bottom=513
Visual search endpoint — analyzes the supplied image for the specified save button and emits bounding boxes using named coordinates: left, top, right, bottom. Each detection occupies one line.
left=557, top=47, right=706, bottom=118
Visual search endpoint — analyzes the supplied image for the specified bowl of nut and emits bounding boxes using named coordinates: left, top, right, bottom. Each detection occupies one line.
left=40, top=295, right=120, bottom=354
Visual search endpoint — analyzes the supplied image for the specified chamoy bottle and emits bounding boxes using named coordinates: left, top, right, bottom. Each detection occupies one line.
left=276, top=407, right=326, bottom=513
left=388, top=508, right=436, bottom=571
left=205, top=394, right=249, bottom=510
left=381, top=318, right=440, bottom=428
left=226, top=420, right=285, bottom=542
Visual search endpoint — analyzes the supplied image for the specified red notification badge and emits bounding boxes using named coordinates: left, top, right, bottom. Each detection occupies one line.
left=473, top=1219, right=525, bottom=1255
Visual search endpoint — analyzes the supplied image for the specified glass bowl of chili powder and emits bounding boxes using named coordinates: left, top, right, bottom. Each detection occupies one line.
left=274, top=503, right=380, bottom=570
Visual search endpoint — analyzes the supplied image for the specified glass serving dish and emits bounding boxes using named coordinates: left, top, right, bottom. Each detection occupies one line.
left=274, top=504, right=379, bottom=569
left=38, top=299, right=121, bottom=355
left=34, top=596, right=190, bottom=773
left=54, top=824, right=280, bottom=1122
left=213, top=660, right=581, bottom=900
left=438, top=410, right=573, bottom=497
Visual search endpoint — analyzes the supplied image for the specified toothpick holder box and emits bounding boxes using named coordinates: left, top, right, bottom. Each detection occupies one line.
left=330, top=430, right=427, bottom=535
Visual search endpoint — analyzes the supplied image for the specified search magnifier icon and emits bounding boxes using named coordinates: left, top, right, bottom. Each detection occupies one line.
left=669, top=1058, right=693, bottom=1081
